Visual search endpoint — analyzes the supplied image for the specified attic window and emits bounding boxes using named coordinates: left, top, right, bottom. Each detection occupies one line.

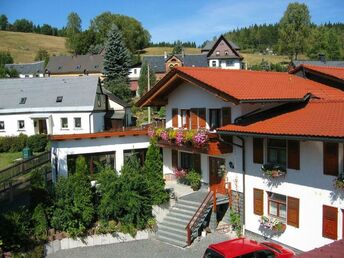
left=56, top=96, right=63, bottom=103
left=58, top=66, right=62, bottom=70
left=19, top=97, right=27, bottom=104
left=94, top=65, right=99, bottom=69
left=225, top=50, right=229, bottom=55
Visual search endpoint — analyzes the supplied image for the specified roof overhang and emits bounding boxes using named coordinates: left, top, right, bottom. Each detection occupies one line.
left=135, top=68, right=240, bottom=107
left=290, top=65, right=344, bottom=84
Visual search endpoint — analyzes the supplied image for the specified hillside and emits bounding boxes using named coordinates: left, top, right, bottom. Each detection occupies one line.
left=0, top=31, right=68, bottom=63
left=142, top=47, right=290, bottom=65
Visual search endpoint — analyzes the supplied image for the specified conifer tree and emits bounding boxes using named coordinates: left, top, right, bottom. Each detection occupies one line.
left=143, top=139, right=169, bottom=205
left=103, top=25, right=131, bottom=81
left=138, top=62, right=156, bottom=97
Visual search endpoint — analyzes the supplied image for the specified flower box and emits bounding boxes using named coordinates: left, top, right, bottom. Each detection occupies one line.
left=261, top=164, right=286, bottom=178
left=334, top=175, right=344, bottom=190
left=259, top=215, right=286, bottom=233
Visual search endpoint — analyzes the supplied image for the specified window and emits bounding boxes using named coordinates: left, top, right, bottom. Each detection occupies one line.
left=19, top=97, right=27, bottom=104
left=226, top=60, right=234, bottom=66
left=216, top=51, right=220, bottom=56
left=56, top=96, right=63, bottom=103
left=323, top=142, right=338, bottom=176
left=133, top=68, right=137, bottom=74
left=224, top=50, right=229, bottom=56
left=61, top=118, right=68, bottom=129
left=211, top=60, right=217, bottom=67
left=180, top=152, right=201, bottom=172
left=124, top=148, right=147, bottom=166
left=323, top=205, right=338, bottom=240
left=209, top=109, right=221, bottom=131
left=74, top=117, right=81, bottom=128
left=18, top=120, right=25, bottom=130
left=0, top=121, right=4, bottom=130
left=268, top=192, right=286, bottom=221
left=267, top=139, right=286, bottom=168
left=181, top=109, right=190, bottom=129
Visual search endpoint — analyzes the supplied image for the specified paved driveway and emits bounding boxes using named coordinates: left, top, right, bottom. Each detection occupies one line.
left=48, top=232, right=230, bottom=258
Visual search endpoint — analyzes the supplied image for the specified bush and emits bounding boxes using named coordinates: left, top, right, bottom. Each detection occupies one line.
left=31, top=204, right=48, bottom=241
left=0, top=134, right=28, bottom=152
left=51, top=173, right=94, bottom=237
left=27, top=134, right=48, bottom=152
left=185, top=170, right=201, bottom=191
left=75, top=156, right=89, bottom=175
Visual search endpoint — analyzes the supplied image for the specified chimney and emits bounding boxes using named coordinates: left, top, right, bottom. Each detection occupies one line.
left=319, top=53, right=326, bottom=63
left=164, top=51, right=167, bottom=59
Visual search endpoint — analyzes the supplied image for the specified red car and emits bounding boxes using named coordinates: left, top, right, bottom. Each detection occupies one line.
left=204, top=237, right=295, bottom=258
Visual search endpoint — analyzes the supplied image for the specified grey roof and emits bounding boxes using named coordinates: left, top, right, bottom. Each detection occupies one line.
left=4, top=61, right=45, bottom=75
left=0, top=77, right=99, bottom=113
left=102, top=88, right=130, bottom=108
left=292, top=60, right=344, bottom=68
left=46, top=54, right=104, bottom=74
left=142, top=54, right=208, bottom=73
left=202, top=39, right=240, bottom=52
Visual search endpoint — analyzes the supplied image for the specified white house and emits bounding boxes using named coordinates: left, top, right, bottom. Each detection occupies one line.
left=0, top=76, right=130, bottom=136
left=50, top=129, right=149, bottom=181
left=137, top=66, right=344, bottom=251
left=5, top=61, right=45, bottom=78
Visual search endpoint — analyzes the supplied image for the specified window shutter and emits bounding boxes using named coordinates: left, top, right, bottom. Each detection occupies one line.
left=253, top=188, right=264, bottom=215
left=253, top=138, right=264, bottom=164
left=288, top=140, right=300, bottom=170
left=172, top=108, right=178, bottom=128
left=199, top=108, right=206, bottom=128
left=172, top=150, right=178, bottom=169
left=185, top=110, right=190, bottom=129
left=323, top=205, right=338, bottom=240
left=193, top=153, right=201, bottom=173
left=324, top=142, right=338, bottom=176
left=190, top=108, right=199, bottom=129
left=287, top=197, right=299, bottom=228
left=221, top=107, right=231, bottom=126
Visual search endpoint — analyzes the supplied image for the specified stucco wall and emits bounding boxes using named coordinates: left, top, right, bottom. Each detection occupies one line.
left=208, top=59, right=241, bottom=69
left=229, top=137, right=344, bottom=252
left=51, top=135, right=149, bottom=180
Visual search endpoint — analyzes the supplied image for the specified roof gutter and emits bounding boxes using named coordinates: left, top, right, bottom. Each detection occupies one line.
left=239, top=93, right=311, bottom=104
left=217, top=130, right=344, bottom=143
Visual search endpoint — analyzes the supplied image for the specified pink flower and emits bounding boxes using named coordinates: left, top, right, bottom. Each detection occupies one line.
left=193, top=129, right=208, bottom=146
left=175, top=129, right=184, bottom=146
left=160, top=130, right=169, bottom=141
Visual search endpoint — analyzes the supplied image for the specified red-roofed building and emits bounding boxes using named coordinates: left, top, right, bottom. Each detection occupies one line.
left=137, top=67, right=344, bottom=251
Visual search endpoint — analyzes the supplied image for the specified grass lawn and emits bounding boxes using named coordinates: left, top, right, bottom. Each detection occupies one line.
left=0, top=31, right=68, bottom=63
left=0, top=152, right=22, bottom=170
left=0, top=152, right=22, bottom=169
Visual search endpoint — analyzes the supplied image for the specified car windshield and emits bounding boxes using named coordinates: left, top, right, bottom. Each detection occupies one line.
left=204, top=248, right=225, bottom=258
left=260, top=243, right=282, bottom=254
left=235, top=250, right=275, bottom=258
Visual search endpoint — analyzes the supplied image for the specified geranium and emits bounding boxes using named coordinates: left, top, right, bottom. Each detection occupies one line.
left=175, top=129, right=184, bottom=146
left=193, top=129, right=208, bottom=147
left=173, top=168, right=188, bottom=184
left=259, top=215, right=285, bottom=232
left=160, top=129, right=169, bottom=141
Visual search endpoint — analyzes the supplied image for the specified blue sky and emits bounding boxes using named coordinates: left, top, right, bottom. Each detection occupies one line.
left=1, top=0, right=344, bottom=44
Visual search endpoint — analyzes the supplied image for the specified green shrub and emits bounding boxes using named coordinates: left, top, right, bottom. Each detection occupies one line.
left=75, top=155, right=89, bottom=175
left=185, top=170, right=201, bottom=191
left=0, top=134, right=28, bottom=152
left=31, top=204, right=48, bottom=241
left=229, top=209, right=242, bottom=237
left=27, top=134, right=48, bottom=152
left=51, top=173, right=94, bottom=237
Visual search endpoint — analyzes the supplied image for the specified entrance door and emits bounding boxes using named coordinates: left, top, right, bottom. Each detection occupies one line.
left=38, top=119, right=47, bottom=134
left=209, top=157, right=227, bottom=195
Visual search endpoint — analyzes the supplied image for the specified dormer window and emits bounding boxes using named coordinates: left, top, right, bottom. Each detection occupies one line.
left=58, top=66, right=62, bottom=70
left=225, top=50, right=229, bottom=55
left=19, top=97, right=27, bottom=104
left=216, top=51, right=220, bottom=56
left=56, top=96, right=63, bottom=103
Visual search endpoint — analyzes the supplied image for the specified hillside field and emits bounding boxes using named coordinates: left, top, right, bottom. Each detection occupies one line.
left=0, top=31, right=68, bottom=63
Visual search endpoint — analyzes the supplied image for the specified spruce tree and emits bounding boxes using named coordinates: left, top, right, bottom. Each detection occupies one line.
left=143, top=139, right=169, bottom=205
left=103, top=25, right=131, bottom=81
left=138, top=62, right=156, bottom=96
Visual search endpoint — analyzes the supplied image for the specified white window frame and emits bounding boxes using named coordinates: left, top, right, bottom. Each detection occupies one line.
left=61, top=117, right=68, bottom=129
left=18, top=120, right=25, bottom=130
left=74, top=117, right=82, bottom=129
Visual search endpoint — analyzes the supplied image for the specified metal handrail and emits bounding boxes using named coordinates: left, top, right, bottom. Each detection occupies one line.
left=185, top=191, right=214, bottom=246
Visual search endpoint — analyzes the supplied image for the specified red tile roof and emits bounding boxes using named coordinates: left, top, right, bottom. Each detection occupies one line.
left=176, top=67, right=344, bottom=101
left=136, top=67, right=344, bottom=107
left=294, top=64, right=344, bottom=80
left=218, top=100, right=344, bottom=139
left=296, top=239, right=344, bottom=258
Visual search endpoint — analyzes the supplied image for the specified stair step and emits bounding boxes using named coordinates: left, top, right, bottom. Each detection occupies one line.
left=157, top=235, right=187, bottom=248
left=158, top=224, right=186, bottom=235
left=171, top=207, right=196, bottom=215
left=163, top=216, right=189, bottom=225
left=177, top=199, right=201, bottom=207
left=168, top=211, right=193, bottom=220
left=159, top=220, right=187, bottom=230
left=157, top=230, right=187, bottom=242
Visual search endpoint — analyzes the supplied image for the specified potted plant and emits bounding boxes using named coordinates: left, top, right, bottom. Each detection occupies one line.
left=185, top=169, right=201, bottom=191
left=334, top=174, right=344, bottom=190
left=173, top=168, right=188, bottom=184
left=259, top=215, right=286, bottom=233
left=192, top=129, right=208, bottom=148
left=261, top=164, right=286, bottom=178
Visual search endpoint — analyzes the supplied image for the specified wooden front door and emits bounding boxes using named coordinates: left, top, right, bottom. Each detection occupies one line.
left=38, top=119, right=47, bottom=134
left=209, top=157, right=227, bottom=195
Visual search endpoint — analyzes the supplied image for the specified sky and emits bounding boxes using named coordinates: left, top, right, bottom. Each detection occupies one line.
left=1, top=0, right=344, bottom=44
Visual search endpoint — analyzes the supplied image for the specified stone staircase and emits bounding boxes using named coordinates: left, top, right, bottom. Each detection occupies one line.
left=156, top=190, right=218, bottom=247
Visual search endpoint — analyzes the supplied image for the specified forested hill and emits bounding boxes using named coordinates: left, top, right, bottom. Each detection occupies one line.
left=221, top=22, right=344, bottom=60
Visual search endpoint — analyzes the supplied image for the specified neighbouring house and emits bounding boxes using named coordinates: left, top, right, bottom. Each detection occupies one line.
left=137, top=66, right=344, bottom=251
left=0, top=76, right=131, bottom=136
left=4, top=61, right=45, bottom=78
left=50, top=129, right=149, bottom=182
left=288, top=54, right=344, bottom=71
left=46, top=54, right=140, bottom=96
left=290, top=64, right=344, bottom=90
left=142, top=35, right=243, bottom=80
